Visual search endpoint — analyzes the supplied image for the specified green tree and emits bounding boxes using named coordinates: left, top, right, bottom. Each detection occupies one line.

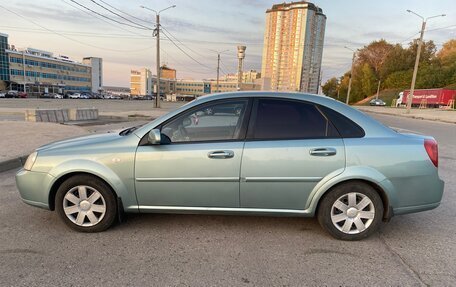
left=361, top=63, right=377, bottom=97
left=322, top=77, right=339, bottom=98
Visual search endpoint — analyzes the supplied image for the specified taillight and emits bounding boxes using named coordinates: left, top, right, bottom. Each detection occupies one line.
left=424, top=139, right=438, bottom=167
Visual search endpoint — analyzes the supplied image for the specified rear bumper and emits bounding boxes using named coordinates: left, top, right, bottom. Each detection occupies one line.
left=393, top=202, right=441, bottom=216
left=15, top=169, right=55, bottom=210
left=392, top=178, right=444, bottom=216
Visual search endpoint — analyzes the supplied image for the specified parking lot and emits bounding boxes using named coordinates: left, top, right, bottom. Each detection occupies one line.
left=0, top=111, right=454, bottom=286
left=0, top=98, right=183, bottom=113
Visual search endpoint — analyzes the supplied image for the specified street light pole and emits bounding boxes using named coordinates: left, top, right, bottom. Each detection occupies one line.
left=141, top=4, right=176, bottom=108
left=216, top=53, right=220, bottom=92
left=156, top=12, right=160, bottom=108
left=406, top=10, right=445, bottom=113
left=210, top=49, right=229, bottom=93
left=344, top=46, right=356, bottom=105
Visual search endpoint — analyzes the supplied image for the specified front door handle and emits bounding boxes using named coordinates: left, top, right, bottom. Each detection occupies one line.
left=208, top=150, right=234, bottom=159
left=309, top=148, right=337, bottom=156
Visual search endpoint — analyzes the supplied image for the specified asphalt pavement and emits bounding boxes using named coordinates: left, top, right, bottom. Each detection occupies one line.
left=0, top=113, right=455, bottom=286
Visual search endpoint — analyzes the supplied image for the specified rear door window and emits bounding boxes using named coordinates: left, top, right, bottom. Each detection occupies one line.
left=249, top=99, right=339, bottom=140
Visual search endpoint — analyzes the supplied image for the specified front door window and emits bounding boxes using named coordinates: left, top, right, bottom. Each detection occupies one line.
left=161, top=100, right=248, bottom=143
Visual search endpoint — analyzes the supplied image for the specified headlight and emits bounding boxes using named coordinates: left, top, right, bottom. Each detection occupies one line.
left=23, top=151, right=38, bottom=171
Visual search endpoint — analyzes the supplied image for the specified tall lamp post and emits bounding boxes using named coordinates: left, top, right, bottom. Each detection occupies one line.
left=210, top=49, right=229, bottom=93
left=405, top=10, right=445, bottom=113
left=344, top=46, right=356, bottom=105
left=141, top=4, right=176, bottom=108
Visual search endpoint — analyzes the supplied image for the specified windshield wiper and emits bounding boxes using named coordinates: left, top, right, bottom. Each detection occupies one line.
left=119, top=126, right=138, bottom=136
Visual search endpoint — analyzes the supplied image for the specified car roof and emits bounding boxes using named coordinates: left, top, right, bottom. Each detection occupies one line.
left=134, top=91, right=395, bottom=139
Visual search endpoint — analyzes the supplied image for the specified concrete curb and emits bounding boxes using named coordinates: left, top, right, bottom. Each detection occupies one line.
left=0, top=155, right=27, bottom=173
left=357, top=108, right=456, bottom=124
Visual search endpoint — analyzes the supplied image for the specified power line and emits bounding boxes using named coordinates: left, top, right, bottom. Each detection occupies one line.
left=89, top=0, right=152, bottom=30
left=400, top=31, right=420, bottom=44
left=426, top=24, right=456, bottom=32
left=60, top=0, right=149, bottom=37
left=98, top=0, right=151, bottom=25
left=160, top=47, right=213, bottom=74
left=0, top=4, right=153, bottom=52
left=220, top=59, right=236, bottom=74
left=161, top=25, right=207, bottom=58
left=0, top=25, right=152, bottom=39
left=68, top=0, right=151, bottom=30
left=160, top=29, right=213, bottom=70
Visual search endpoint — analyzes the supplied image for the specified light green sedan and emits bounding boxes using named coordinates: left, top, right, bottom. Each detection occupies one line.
left=16, top=92, right=444, bottom=240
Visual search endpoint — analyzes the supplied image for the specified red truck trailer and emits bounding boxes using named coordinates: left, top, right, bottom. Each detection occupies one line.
left=397, top=89, right=456, bottom=108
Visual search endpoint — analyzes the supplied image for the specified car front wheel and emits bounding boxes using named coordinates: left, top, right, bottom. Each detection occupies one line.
left=55, top=175, right=117, bottom=232
left=317, top=181, right=383, bottom=240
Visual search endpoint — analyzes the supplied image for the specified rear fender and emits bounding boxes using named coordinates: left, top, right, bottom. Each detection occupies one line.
left=305, top=166, right=396, bottom=215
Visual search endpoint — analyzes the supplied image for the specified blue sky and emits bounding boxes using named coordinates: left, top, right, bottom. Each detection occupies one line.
left=1, top=0, right=455, bottom=87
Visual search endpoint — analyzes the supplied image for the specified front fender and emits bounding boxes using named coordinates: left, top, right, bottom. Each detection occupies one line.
left=305, top=166, right=396, bottom=215
left=48, top=159, right=138, bottom=212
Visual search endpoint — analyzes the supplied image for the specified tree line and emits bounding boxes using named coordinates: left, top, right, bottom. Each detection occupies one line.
left=322, top=39, right=456, bottom=104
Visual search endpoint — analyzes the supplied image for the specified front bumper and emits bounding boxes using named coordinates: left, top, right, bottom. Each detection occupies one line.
left=15, top=169, right=55, bottom=210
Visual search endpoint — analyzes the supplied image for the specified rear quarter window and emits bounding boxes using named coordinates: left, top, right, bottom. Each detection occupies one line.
left=318, top=105, right=365, bottom=138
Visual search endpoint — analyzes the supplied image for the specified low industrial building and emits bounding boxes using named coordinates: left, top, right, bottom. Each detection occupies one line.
left=0, top=33, right=94, bottom=96
left=130, top=65, right=261, bottom=100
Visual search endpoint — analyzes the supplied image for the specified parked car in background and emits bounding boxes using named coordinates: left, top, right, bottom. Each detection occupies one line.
left=15, top=92, right=444, bottom=240
left=17, top=92, right=27, bottom=98
left=0, top=92, right=5, bottom=98
left=69, top=93, right=81, bottom=99
left=369, top=99, right=386, bottom=106
left=5, top=90, right=18, bottom=98
left=51, top=93, right=63, bottom=99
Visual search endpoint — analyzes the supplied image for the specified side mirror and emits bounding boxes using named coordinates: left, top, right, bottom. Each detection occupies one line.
left=148, top=129, right=161, bottom=145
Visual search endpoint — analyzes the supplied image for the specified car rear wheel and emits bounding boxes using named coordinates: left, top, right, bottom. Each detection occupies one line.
left=55, top=175, right=117, bottom=232
left=317, top=181, right=383, bottom=240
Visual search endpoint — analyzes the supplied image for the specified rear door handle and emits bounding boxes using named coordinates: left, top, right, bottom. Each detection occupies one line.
left=309, top=148, right=337, bottom=156
left=208, top=150, right=234, bottom=159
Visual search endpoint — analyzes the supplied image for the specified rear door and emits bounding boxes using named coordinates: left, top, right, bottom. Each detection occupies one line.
left=240, top=98, right=346, bottom=210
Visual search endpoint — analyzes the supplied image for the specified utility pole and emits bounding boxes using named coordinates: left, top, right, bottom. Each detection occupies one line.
left=344, top=46, right=356, bottom=105
left=210, top=49, right=229, bottom=93
left=216, top=53, right=220, bottom=93
left=376, top=80, right=381, bottom=99
left=141, top=4, right=176, bottom=108
left=155, top=13, right=160, bottom=108
left=406, top=10, right=445, bottom=113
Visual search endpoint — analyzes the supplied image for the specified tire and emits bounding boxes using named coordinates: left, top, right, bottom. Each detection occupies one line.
left=55, top=175, right=117, bottom=232
left=317, top=181, right=383, bottom=240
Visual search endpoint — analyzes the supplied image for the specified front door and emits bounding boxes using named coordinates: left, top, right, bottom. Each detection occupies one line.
left=240, top=98, right=346, bottom=210
left=135, top=99, right=250, bottom=208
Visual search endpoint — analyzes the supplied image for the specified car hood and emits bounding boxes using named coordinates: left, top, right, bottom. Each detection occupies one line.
left=36, top=132, right=121, bottom=152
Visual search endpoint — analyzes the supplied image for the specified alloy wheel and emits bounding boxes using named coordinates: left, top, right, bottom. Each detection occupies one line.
left=330, top=192, right=375, bottom=234
left=63, top=185, right=106, bottom=227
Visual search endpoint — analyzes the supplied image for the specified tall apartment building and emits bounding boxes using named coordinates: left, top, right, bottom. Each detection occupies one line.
left=83, top=57, right=103, bottom=93
left=0, top=33, right=92, bottom=95
left=261, top=1, right=326, bottom=93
